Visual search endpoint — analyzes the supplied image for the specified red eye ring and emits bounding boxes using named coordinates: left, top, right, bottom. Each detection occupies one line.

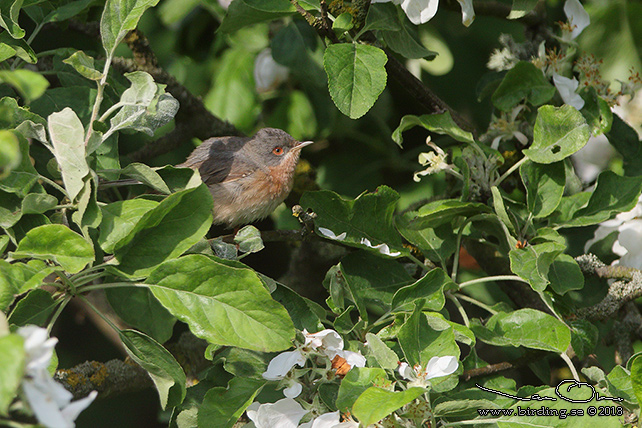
left=273, top=146, right=284, bottom=155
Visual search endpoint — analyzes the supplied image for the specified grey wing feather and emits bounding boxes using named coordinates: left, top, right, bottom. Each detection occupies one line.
left=179, top=136, right=256, bottom=185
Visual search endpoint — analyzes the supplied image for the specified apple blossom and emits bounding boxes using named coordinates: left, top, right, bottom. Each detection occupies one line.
left=17, top=326, right=97, bottom=428
left=299, top=411, right=359, bottom=428
left=246, top=398, right=309, bottom=428
left=254, top=48, right=289, bottom=93
left=553, top=74, right=585, bottom=110
left=398, top=356, right=459, bottom=387
left=563, top=0, right=590, bottom=40
left=262, top=350, right=306, bottom=381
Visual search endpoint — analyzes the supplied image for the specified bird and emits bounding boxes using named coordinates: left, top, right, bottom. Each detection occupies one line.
left=175, top=127, right=313, bottom=227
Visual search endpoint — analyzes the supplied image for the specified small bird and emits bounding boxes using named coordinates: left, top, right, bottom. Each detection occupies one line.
left=178, top=128, right=313, bottom=227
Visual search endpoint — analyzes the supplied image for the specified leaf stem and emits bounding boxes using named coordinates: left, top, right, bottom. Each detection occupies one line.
left=458, top=275, right=530, bottom=289
left=447, top=293, right=470, bottom=327
left=560, top=351, right=580, bottom=381
left=39, top=175, right=68, bottom=197
left=78, top=282, right=147, bottom=293
left=47, top=295, right=72, bottom=335
left=493, top=156, right=527, bottom=187
left=454, top=293, right=498, bottom=315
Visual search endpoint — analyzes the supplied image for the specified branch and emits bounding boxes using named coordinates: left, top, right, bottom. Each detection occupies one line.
left=461, top=351, right=548, bottom=381
left=574, top=254, right=642, bottom=321
left=55, top=359, right=153, bottom=400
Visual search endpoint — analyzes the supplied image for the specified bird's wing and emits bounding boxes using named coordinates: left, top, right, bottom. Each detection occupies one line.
left=179, top=136, right=259, bottom=185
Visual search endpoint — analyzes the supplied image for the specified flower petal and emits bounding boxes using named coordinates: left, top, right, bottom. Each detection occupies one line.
left=337, top=350, right=367, bottom=368
left=262, top=350, right=306, bottom=381
left=246, top=398, right=309, bottom=428
left=254, top=48, right=289, bottom=93
left=424, top=355, right=459, bottom=379
left=456, top=0, right=475, bottom=26
left=564, top=0, right=590, bottom=39
left=318, top=227, right=347, bottom=241
left=400, top=0, right=439, bottom=25
left=553, top=74, right=585, bottom=110
left=304, top=329, right=344, bottom=352
left=283, top=381, right=303, bottom=399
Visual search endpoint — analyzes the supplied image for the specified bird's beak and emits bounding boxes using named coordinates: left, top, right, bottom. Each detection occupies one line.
left=294, top=140, right=314, bottom=150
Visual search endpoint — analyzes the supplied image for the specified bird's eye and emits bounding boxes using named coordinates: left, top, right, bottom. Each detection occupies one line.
left=272, top=146, right=284, bottom=156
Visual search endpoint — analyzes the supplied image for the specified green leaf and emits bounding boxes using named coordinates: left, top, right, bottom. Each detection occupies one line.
left=491, top=61, right=555, bottom=111
left=197, top=377, right=265, bottom=428
left=0, top=132, right=39, bottom=197
left=271, top=21, right=325, bottom=87
left=234, top=225, right=264, bottom=254
left=631, top=353, right=642, bottom=406
left=520, top=160, right=565, bottom=218
left=146, top=254, right=295, bottom=352
left=119, top=329, right=186, bottom=409
left=0, top=32, right=36, bottom=63
left=565, top=171, right=642, bottom=227
left=0, top=69, right=49, bottom=103
left=302, top=186, right=404, bottom=257
left=398, top=303, right=460, bottom=367
left=100, top=0, right=161, bottom=57
left=380, top=15, right=437, bottom=60
left=271, top=284, right=324, bottom=332
left=471, top=309, right=571, bottom=353
left=107, top=71, right=179, bottom=138
left=203, top=48, right=258, bottom=131
left=0, top=190, right=21, bottom=228
left=547, top=254, right=584, bottom=295
left=7, top=288, right=57, bottom=327
left=0, top=260, right=52, bottom=310
left=401, top=199, right=491, bottom=230
left=364, top=333, right=398, bottom=370
left=580, top=87, right=613, bottom=135
left=12, top=225, right=94, bottom=274
left=336, top=367, right=387, bottom=412
left=352, top=387, right=425, bottom=426
left=391, top=268, right=455, bottom=312
left=111, top=184, right=213, bottom=278
left=507, top=0, right=538, bottom=19
left=523, top=105, right=590, bottom=164
left=323, top=43, right=387, bottom=119
left=0, top=96, right=46, bottom=130
left=40, top=0, right=100, bottom=24
left=363, top=3, right=402, bottom=32
left=333, top=12, right=353, bottom=32
left=63, top=50, right=103, bottom=81
left=98, top=198, right=159, bottom=253
left=569, top=320, right=598, bottom=361
left=0, top=333, right=24, bottom=415
left=0, top=0, right=25, bottom=38
left=0, top=129, right=20, bottom=179
left=509, top=242, right=565, bottom=291
left=219, top=0, right=290, bottom=33
left=396, top=216, right=457, bottom=266
left=47, top=107, right=89, bottom=201
left=392, top=111, right=474, bottom=147
left=339, top=251, right=413, bottom=320
left=20, top=193, right=57, bottom=214
left=106, top=286, right=176, bottom=343
left=607, top=114, right=642, bottom=177
left=71, top=178, right=102, bottom=230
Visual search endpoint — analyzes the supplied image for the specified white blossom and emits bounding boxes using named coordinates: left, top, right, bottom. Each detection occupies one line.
left=553, top=73, right=585, bottom=110
left=360, top=238, right=402, bottom=257
left=563, top=0, right=590, bottom=40
left=247, top=398, right=309, bottom=428
left=585, top=195, right=642, bottom=270
left=335, top=350, right=366, bottom=369
left=414, top=139, right=450, bottom=181
left=283, top=381, right=303, bottom=399
left=17, top=326, right=97, bottom=428
left=299, top=411, right=360, bottom=428
left=304, top=329, right=344, bottom=354
left=371, top=0, right=474, bottom=26
left=318, top=228, right=347, bottom=241
left=571, top=135, right=615, bottom=183
left=254, top=48, right=289, bottom=93
left=262, top=350, right=306, bottom=381
left=398, top=356, right=458, bottom=387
